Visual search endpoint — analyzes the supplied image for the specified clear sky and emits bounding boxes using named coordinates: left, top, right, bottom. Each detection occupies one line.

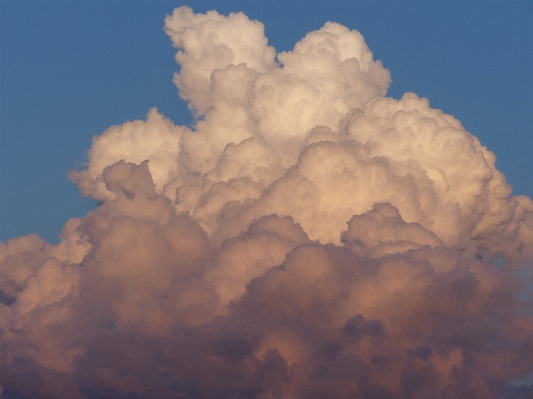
left=1, top=0, right=532, bottom=244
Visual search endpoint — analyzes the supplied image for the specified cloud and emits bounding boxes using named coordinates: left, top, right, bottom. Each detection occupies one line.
left=68, top=109, right=187, bottom=202
left=1, top=6, right=532, bottom=399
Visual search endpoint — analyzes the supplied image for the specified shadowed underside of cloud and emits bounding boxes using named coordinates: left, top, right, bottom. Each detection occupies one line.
left=1, top=6, right=532, bottom=399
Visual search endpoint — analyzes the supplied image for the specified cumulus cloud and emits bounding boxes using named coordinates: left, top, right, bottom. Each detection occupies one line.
left=1, top=6, right=532, bottom=399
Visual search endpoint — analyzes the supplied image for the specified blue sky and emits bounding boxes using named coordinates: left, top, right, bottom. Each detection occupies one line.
left=1, top=0, right=532, bottom=244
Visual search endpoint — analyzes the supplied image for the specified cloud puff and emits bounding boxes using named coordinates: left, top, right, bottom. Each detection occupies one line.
left=1, top=6, right=532, bottom=399
left=69, top=108, right=188, bottom=202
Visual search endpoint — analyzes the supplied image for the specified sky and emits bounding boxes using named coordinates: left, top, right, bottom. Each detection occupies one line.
left=1, top=2, right=533, bottom=399
left=1, top=0, right=532, bottom=244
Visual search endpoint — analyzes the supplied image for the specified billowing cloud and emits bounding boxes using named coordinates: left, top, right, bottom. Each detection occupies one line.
left=1, top=6, right=532, bottom=399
